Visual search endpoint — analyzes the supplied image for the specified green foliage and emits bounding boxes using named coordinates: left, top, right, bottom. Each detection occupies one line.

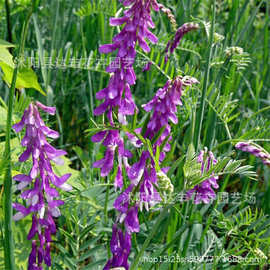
left=0, top=62, right=46, bottom=95
left=74, top=0, right=115, bottom=18
left=213, top=207, right=270, bottom=265
left=0, top=46, right=15, bottom=68
left=183, top=144, right=257, bottom=191
left=0, top=40, right=45, bottom=95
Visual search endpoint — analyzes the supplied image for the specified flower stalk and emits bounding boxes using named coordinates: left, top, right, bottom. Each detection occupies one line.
left=3, top=55, right=18, bottom=270
left=194, top=0, right=216, bottom=151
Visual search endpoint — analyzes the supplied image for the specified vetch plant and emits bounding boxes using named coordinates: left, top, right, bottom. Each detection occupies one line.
left=92, top=0, right=160, bottom=190
left=90, top=1, right=262, bottom=268
left=104, top=225, right=131, bottom=269
left=91, top=1, right=210, bottom=269
left=12, top=101, right=71, bottom=269
left=95, top=0, right=159, bottom=125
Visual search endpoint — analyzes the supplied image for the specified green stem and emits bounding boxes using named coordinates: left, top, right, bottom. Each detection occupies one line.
left=104, top=179, right=110, bottom=224
left=3, top=60, right=18, bottom=270
left=194, top=0, right=216, bottom=151
left=5, top=0, right=12, bottom=44
left=130, top=206, right=169, bottom=270
left=3, top=8, right=33, bottom=270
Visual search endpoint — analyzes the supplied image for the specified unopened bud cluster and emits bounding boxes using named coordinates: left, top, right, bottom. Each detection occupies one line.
left=225, top=46, right=244, bottom=56
left=164, top=22, right=199, bottom=61
left=157, top=171, right=174, bottom=194
left=235, top=141, right=270, bottom=166
left=159, top=4, right=177, bottom=31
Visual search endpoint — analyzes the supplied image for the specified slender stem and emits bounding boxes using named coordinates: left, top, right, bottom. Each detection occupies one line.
left=104, top=178, right=110, bottom=224
left=136, top=50, right=172, bottom=81
left=3, top=60, right=18, bottom=270
left=80, top=18, right=95, bottom=164
left=194, top=0, right=216, bottom=151
left=130, top=206, right=169, bottom=270
left=190, top=105, right=196, bottom=144
left=3, top=8, right=33, bottom=270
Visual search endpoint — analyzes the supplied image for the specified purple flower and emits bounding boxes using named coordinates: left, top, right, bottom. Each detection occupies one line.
left=113, top=185, right=140, bottom=233
left=164, top=22, right=199, bottom=61
left=158, top=4, right=177, bottom=31
left=12, top=102, right=71, bottom=268
left=186, top=149, right=219, bottom=204
left=142, top=76, right=198, bottom=151
left=235, top=141, right=270, bottom=166
left=114, top=185, right=133, bottom=213
left=125, top=206, right=140, bottom=233
left=143, top=62, right=152, bottom=71
left=128, top=151, right=149, bottom=185
left=126, top=128, right=143, bottom=148
left=92, top=130, right=132, bottom=187
left=104, top=225, right=131, bottom=270
left=139, top=169, right=161, bottom=211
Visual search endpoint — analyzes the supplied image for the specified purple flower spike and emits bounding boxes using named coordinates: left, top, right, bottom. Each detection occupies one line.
left=104, top=225, right=131, bottom=270
left=165, top=22, right=199, bottom=61
left=186, top=149, right=219, bottom=204
left=36, top=101, right=56, bottom=115
left=142, top=76, right=198, bottom=152
left=236, top=141, right=270, bottom=166
left=12, top=101, right=72, bottom=269
left=95, top=0, right=160, bottom=124
left=125, top=206, right=140, bottom=233
left=28, top=240, right=37, bottom=267
left=92, top=129, right=132, bottom=184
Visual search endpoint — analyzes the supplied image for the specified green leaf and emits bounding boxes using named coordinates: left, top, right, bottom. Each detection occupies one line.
left=0, top=48, right=15, bottom=68
left=0, top=62, right=46, bottom=95
left=151, top=126, right=166, bottom=146
left=0, top=39, right=15, bottom=48
left=186, top=143, right=196, bottom=161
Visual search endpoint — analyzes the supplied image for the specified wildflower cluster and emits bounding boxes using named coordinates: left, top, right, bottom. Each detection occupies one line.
left=92, top=0, right=160, bottom=191
left=12, top=102, right=71, bottom=269
left=101, top=74, right=199, bottom=267
left=92, top=1, right=217, bottom=269
left=5, top=1, right=268, bottom=269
